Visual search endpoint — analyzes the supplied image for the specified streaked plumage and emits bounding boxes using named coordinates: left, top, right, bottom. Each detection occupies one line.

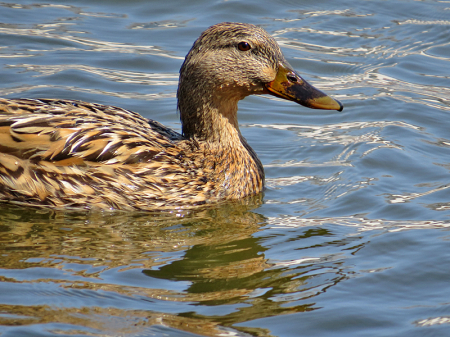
left=0, top=23, right=342, bottom=211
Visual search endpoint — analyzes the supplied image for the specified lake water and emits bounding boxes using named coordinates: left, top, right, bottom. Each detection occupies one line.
left=1, top=0, right=450, bottom=336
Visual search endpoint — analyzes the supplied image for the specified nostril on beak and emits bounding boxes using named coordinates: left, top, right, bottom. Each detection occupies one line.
left=286, top=74, right=298, bottom=83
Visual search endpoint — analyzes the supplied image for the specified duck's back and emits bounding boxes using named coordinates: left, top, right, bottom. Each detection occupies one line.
left=0, top=98, right=214, bottom=210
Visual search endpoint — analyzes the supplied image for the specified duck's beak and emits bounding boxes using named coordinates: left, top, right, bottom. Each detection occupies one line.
left=265, top=61, right=343, bottom=111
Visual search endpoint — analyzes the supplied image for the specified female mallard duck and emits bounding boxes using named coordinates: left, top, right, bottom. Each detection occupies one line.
left=0, top=22, right=342, bottom=211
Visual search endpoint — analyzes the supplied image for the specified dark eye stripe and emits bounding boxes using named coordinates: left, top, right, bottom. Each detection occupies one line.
left=237, top=41, right=251, bottom=51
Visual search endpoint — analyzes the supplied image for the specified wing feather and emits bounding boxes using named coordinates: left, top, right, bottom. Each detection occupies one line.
left=0, top=98, right=214, bottom=210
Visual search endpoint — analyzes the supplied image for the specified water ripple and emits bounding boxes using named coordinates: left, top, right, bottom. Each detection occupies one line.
left=8, top=63, right=178, bottom=86
left=0, top=84, right=175, bottom=100
left=266, top=215, right=450, bottom=232
left=0, top=2, right=126, bottom=18
left=0, top=26, right=183, bottom=59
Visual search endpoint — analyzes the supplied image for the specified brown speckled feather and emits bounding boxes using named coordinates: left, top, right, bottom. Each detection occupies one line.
left=0, top=98, right=263, bottom=210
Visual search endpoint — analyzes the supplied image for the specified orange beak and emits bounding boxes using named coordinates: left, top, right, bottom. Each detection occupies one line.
left=265, top=61, right=343, bottom=111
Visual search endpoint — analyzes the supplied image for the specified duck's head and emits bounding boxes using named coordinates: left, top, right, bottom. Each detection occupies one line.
left=178, top=22, right=342, bottom=140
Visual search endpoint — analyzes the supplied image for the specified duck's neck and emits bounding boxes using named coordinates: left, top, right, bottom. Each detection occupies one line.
left=177, top=87, right=265, bottom=198
left=179, top=86, right=242, bottom=144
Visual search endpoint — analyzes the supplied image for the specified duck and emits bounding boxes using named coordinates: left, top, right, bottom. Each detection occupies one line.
left=0, top=22, right=343, bottom=211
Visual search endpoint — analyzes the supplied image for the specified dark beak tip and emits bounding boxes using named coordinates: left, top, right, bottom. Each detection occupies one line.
left=337, top=99, right=344, bottom=112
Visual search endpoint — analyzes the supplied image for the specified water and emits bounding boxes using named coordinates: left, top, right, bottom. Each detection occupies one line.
left=1, top=0, right=450, bottom=336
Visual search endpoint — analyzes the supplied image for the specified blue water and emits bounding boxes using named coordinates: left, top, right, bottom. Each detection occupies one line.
left=1, top=0, right=450, bottom=336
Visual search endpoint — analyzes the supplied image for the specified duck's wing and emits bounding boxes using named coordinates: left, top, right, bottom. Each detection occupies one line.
left=0, top=98, right=183, bottom=162
left=0, top=98, right=203, bottom=210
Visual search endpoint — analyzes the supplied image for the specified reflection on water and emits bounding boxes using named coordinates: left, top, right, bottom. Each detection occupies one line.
left=0, top=205, right=303, bottom=335
left=0, top=203, right=292, bottom=336
left=2, top=203, right=448, bottom=336
left=2, top=0, right=450, bottom=336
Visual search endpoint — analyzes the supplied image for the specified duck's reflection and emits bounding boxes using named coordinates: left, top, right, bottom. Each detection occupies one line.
left=0, top=199, right=362, bottom=336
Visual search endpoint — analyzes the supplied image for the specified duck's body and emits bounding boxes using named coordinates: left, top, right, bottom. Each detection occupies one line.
left=0, top=98, right=263, bottom=210
left=0, top=23, right=342, bottom=211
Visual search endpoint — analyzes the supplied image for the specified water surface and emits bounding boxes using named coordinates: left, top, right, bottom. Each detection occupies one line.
left=1, top=0, right=450, bottom=336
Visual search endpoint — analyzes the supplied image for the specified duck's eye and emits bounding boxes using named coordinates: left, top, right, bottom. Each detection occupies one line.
left=237, top=41, right=251, bottom=51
